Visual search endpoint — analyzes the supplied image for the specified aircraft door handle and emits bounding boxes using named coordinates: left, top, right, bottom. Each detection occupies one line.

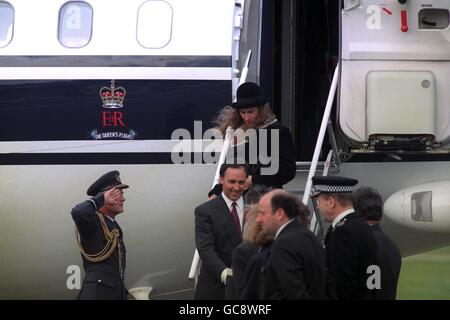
left=421, top=17, right=437, bottom=27
left=401, top=9, right=408, bottom=32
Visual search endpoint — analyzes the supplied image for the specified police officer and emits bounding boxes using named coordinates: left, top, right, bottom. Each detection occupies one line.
left=311, top=176, right=377, bottom=300
left=71, top=170, right=128, bottom=300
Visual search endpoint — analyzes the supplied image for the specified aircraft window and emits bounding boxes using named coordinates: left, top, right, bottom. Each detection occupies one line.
left=137, top=0, right=173, bottom=49
left=58, top=1, right=93, bottom=48
left=0, top=2, right=14, bottom=48
left=411, top=191, right=433, bottom=222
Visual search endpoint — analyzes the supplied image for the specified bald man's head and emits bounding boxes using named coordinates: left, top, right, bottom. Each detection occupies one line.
left=257, top=189, right=310, bottom=233
left=262, top=189, right=309, bottom=220
left=259, top=189, right=287, bottom=205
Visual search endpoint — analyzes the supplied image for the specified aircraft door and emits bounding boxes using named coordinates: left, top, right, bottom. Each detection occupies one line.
left=339, top=0, right=450, bottom=150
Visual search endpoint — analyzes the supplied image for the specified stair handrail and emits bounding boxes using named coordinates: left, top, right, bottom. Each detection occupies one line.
left=302, top=65, right=339, bottom=233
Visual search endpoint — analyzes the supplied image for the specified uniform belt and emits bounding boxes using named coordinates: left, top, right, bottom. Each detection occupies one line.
left=84, top=264, right=121, bottom=276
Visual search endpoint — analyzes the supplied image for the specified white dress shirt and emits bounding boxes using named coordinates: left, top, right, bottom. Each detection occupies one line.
left=222, top=192, right=244, bottom=229
left=332, top=208, right=355, bottom=229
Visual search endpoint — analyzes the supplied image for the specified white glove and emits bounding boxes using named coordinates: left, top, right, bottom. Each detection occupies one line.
left=220, top=268, right=233, bottom=285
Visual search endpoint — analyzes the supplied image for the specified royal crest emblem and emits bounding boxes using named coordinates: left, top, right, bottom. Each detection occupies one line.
left=99, top=80, right=126, bottom=108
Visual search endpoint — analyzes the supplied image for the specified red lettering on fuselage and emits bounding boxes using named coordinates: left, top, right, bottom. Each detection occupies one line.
left=102, top=111, right=125, bottom=127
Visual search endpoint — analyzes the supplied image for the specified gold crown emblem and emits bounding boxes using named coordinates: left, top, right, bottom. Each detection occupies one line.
left=99, top=80, right=126, bottom=108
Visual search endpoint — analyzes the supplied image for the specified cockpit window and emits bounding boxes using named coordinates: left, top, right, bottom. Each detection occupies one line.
left=58, top=1, right=93, bottom=48
left=137, top=0, right=173, bottom=49
left=0, top=2, right=14, bottom=48
left=411, top=191, right=433, bottom=222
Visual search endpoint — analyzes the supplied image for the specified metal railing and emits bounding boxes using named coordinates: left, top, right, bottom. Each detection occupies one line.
left=302, top=65, right=340, bottom=234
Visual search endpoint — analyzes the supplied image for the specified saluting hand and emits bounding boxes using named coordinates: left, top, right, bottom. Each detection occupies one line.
left=104, top=187, right=122, bottom=206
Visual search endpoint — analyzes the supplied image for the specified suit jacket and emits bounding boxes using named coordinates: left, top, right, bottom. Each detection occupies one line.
left=71, top=193, right=127, bottom=300
left=371, top=224, right=402, bottom=300
left=325, top=213, right=378, bottom=300
left=194, top=195, right=242, bottom=300
left=259, top=220, right=328, bottom=300
left=230, top=242, right=258, bottom=300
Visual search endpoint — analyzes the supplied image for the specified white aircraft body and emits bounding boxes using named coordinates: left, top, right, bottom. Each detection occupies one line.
left=0, top=0, right=449, bottom=299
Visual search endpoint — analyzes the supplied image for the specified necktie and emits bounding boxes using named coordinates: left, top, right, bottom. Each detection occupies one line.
left=231, top=202, right=241, bottom=234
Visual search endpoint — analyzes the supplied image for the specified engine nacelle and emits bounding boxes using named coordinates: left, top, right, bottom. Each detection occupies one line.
left=384, top=180, right=450, bottom=232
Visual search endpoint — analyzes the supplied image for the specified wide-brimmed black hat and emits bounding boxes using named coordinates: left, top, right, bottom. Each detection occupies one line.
left=87, top=170, right=129, bottom=196
left=231, top=82, right=268, bottom=109
left=311, top=176, right=358, bottom=198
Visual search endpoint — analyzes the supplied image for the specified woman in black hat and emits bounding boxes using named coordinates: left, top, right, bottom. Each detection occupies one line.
left=209, top=82, right=296, bottom=197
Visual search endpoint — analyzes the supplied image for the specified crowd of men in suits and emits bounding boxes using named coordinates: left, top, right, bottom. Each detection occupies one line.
left=194, top=162, right=402, bottom=300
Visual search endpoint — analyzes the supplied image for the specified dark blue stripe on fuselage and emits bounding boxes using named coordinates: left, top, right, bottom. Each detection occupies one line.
left=0, top=55, right=232, bottom=67
left=0, top=79, right=231, bottom=141
left=0, top=153, right=214, bottom=165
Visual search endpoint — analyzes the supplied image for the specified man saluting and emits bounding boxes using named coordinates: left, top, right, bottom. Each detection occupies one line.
left=71, top=170, right=129, bottom=300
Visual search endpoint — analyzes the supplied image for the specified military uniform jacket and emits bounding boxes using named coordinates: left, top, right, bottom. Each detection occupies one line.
left=325, top=212, right=377, bottom=300
left=259, top=220, right=328, bottom=300
left=71, top=193, right=127, bottom=300
left=194, top=195, right=242, bottom=300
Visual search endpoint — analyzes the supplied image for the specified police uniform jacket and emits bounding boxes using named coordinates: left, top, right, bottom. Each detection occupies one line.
left=71, top=193, right=127, bottom=300
left=325, top=212, right=377, bottom=300
left=194, top=195, right=242, bottom=300
left=259, top=220, right=328, bottom=300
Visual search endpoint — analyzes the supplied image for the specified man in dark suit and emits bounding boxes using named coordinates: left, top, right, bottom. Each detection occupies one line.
left=71, top=170, right=128, bottom=300
left=194, top=163, right=247, bottom=300
left=311, top=176, right=378, bottom=300
left=256, top=189, right=329, bottom=299
left=353, top=186, right=402, bottom=300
